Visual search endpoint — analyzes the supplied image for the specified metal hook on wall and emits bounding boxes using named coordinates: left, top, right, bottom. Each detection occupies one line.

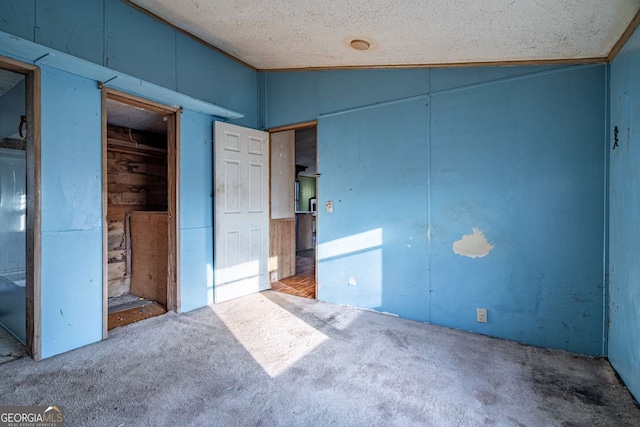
left=18, top=115, right=27, bottom=139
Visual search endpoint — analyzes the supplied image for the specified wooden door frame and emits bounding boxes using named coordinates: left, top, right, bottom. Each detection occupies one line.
left=266, top=121, right=319, bottom=298
left=0, top=56, right=42, bottom=360
left=101, top=87, right=181, bottom=339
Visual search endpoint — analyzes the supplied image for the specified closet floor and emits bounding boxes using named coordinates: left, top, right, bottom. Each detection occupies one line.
left=108, top=293, right=166, bottom=331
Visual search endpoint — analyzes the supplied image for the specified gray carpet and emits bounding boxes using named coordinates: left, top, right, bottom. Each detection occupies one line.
left=0, top=291, right=638, bottom=426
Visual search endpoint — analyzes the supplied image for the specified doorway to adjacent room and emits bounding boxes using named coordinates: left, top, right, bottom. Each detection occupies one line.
left=0, top=56, right=41, bottom=360
left=268, top=122, right=318, bottom=299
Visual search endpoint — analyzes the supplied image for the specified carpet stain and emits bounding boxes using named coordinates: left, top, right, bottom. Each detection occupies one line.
left=383, top=329, right=409, bottom=349
left=532, top=367, right=605, bottom=406
left=476, top=390, right=500, bottom=406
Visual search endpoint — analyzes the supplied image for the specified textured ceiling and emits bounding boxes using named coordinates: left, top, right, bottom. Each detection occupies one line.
left=0, top=69, right=24, bottom=99
left=129, top=0, right=640, bottom=69
left=106, top=98, right=167, bottom=135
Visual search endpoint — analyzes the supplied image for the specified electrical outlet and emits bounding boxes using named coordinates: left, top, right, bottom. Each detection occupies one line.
left=326, top=201, right=333, bottom=212
left=477, top=308, right=488, bottom=323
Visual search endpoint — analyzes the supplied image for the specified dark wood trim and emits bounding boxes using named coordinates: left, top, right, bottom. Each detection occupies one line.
left=103, top=87, right=180, bottom=114
left=268, top=132, right=273, bottom=285
left=264, top=57, right=607, bottom=72
left=608, top=9, right=640, bottom=62
left=269, top=132, right=272, bottom=219
left=267, top=121, right=318, bottom=133
left=25, top=67, right=42, bottom=360
left=175, top=111, right=181, bottom=313
left=101, top=89, right=109, bottom=340
left=120, top=0, right=257, bottom=72
left=0, top=55, right=38, bottom=73
left=167, top=111, right=180, bottom=313
left=0, top=56, right=42, bottom=360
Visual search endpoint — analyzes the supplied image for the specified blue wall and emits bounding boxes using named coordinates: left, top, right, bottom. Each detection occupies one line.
left=609, top=26, right=640, bottom=402
left=40, top=66, right=103, bottom=358
left=318, top=98, right=429, bottom=321
left=179, top=110, right=215, bottom=312
left=0, top=0, right=258, bottom=357
left=430, top=66, right=605, bottom=355
left=263, top=65, right=607, bottom=355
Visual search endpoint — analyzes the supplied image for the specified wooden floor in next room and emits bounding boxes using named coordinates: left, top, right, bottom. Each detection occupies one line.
left=271, top=249, right=315, bottom=299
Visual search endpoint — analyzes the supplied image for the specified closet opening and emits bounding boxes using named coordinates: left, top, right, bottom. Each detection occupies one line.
left=102, top=89, right=180, bottom=335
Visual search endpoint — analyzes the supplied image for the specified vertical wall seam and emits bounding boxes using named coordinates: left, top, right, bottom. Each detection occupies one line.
left=264, top=73, right=268, bottom=128
left=33, top=0, right=37, bottom=42
left=257, top=71, right=262, bottom=129
left=602, top=63, right=611, bottom=357
left=315, top=71, right=320, bottom=118
left=103, top=0, right=107, bottom=67
left=426, top=68, right=432, bottom=324
left=175, top=31, right=178, bottom=92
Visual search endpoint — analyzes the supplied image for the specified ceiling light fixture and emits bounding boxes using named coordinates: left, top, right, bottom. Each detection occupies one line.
left=350, top=39, right=371, bottom=51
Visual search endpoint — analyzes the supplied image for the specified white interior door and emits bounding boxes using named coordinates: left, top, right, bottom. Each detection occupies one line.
left=214, top=121, right=270, bottom=303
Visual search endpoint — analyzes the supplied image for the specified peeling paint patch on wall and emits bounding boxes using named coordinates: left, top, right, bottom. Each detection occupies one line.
left=453, top=228, right=494, bottom=258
